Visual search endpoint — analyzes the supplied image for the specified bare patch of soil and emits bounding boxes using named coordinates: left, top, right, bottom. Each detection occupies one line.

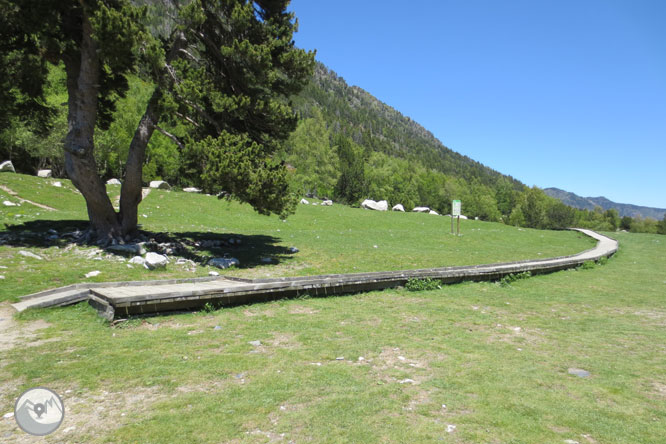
left=287, top=305, right=319, bottom=315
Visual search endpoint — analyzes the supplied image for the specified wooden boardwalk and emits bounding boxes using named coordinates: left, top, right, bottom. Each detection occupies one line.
left=13, top=229, right=618, bottom=320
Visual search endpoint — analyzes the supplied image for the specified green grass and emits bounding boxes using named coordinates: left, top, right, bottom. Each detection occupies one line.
left=1, top=173, right=665, bottom=442
left=1, top=173, right=594, bottom=301
left=0, top=231, right=664, bottom=443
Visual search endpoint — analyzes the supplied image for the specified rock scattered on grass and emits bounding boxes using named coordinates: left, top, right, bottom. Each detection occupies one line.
left=149, top=180, right=170, bottom=189
left=129, top=256, right=145, bottom=265
left=106, top=178, right=121, bottom=185
left=209, top=271, right=219, bottom=276
left=361, top=199, right=388, bottom=211
left=0, top=160, right=16, bottom=172
left=144, top=252, right=168, bottom=269
left=19, top=250, right=43, bottom=260
left=52, top=181, right=62, bottom=187
left=288, top=246, right=299, bottom=253
left=446, top=424, right=456, bottom=433
left=209, top=257, right=239, bottom=269
left=2, top=200, right=17, bottom=207
left=85, top=270, right=101, bottom=278
left=248, top=340, right=261, bottom=346
left=321, top=199, right=333, bottom=206
left=568, top=368, right=590, bottom=378
left=412, top=206, right=430, bottom=213
left=392, top=204, right=405, bottom=212
left=37, top=169, right=52, bottom=178
left=107, top=243, right=146, bottom=257
left=300, top=198, right=309, bottom=204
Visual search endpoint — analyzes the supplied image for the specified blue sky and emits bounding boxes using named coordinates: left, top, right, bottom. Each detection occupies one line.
left=288, top=0, right=666, bottom=209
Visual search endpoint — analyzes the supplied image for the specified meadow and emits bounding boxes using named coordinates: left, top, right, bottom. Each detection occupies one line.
left=1, top=173, right=664, bottom=443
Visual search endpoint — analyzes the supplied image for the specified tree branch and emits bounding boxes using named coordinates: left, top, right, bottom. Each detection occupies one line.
left=155, top=125, right=184, bottom=150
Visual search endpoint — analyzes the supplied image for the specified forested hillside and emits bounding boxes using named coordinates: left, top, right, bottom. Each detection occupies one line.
left=1, top=61, right=663, bottom=234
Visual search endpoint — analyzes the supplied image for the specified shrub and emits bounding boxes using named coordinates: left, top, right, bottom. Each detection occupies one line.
left=499, top=271, right=532, bottom=287
left=405, top=278, right=441, bottom=292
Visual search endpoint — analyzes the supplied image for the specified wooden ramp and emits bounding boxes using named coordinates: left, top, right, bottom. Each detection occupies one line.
left=13, top=229, right=618, bottom=320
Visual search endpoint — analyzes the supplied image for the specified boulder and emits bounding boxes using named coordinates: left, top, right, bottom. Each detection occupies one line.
left=52, top=181, right=62, bottom=187
left=300, top=198, right=309, bottom=205
left=144, top=252, right=168, bottom=269
left=412, top=206, right=430, bottom=213
left=392, top=204, right=405, bottom=212
left=321, top=200, right=333, bottom=206
left=129, top=256, right=146, bottom=265
left=0, top=160, right=15, bottom=173
left=183, top=187, right=201, bottom=193
left=106, top=178, right=121, bottom=185
left=429, top=210, right=439, bottom=215
left=107, top=243, right=146, bottom=257
left=149, top=180, right=171, bottom=190
left=209, top=257, right=240, bottom=269
left=459, top=215, right=468, bottom=220
left=361, top=199, right=388, bottom=211
left=37, top=169, right=52, bottom=178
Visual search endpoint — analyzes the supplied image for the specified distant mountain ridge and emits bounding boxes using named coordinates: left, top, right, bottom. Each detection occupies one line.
left=544, top=188, right=666, bottom=220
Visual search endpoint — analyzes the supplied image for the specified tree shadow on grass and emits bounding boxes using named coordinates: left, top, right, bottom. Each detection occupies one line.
left=0, top=219, right=296, bottom=268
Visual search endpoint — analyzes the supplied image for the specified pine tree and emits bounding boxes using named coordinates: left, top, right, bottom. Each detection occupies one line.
left=1, top=0, right=314, bottom=242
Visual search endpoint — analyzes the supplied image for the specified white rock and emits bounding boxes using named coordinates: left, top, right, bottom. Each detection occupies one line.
left=208, top=271, right=219, bottom=276
left=106, top=178, right=121, bottom=185
left=209, top=257, right=239, bottom=269
left=183, top=187, right=201, bottom=193
left=3, top=411, right=14, bottom=419
left=149, top=180, right=171, bottom=189
left=398, top=378, right=415, bottom=384
left=412, top=206, right=430, bottom=213
left=37, top=169, right=52, bottom=178
left=144, top=252, right=168, bottom=269
left=459, top=215, right=468, bottom=220
left=249, top=340, right=261, bottom=346
left=361, top=199, right=388, bottom=211
left=84, top=270, right=101, bottom=278
left=0, top=276, right=4, bottom=280
left=429, top=210, right=439, bottom=215
left=3, top=200, right=17, bottom=207
left=128, top=256, right=146, bottom=265
left=0, top=160, right=16, bottom=173
left=19, top=250, right=43, bottom=260
left=446, top=424, right=456, bottom=433
left=392, top=204, right=405, bottom=212
left=300, top=198, right=309, bottom=204
left=321, top=199, right=333, bottom=206
left=288, top=246, right=299, bottom=253
left=52, top=181, right=62, bottom=187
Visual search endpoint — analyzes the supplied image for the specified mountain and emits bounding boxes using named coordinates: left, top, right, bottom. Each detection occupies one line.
left=292, top=62, right=525, bottom=191
left=544, top=188, right=666, bottom=220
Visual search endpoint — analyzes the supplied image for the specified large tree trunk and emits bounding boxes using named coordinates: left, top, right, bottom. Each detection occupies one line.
left=119, top=94, right=160, bottom=236
left=118, top=31, right=187, bottom=236
left=63, top=12, right=122, bottom=243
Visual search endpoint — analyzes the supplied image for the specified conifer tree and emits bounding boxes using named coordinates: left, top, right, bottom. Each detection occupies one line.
left=1, top=0, right=314, bottom=242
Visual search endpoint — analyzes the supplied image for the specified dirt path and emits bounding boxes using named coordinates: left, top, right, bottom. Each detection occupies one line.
left=0, top=185, right=57, bottom=211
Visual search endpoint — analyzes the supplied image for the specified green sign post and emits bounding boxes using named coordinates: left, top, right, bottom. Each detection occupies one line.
left=451, top=200, right=461, bottom=236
